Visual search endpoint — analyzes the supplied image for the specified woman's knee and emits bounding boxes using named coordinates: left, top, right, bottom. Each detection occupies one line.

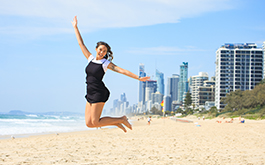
left=86, top=122, right=93, bottom=128
left=91, top=118, right=100, bottom=127
left=85, top=119, right=94, bottom=128
left=85, top=119, right=99, bottom=128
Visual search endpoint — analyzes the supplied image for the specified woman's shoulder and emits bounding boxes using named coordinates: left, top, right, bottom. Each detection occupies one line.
left=102, top=59, right=110, bottom=72
left=88, top=55, right=94, bottom=61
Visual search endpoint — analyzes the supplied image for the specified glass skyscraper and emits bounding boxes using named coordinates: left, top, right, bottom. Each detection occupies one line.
left=178, top=62, right=188, bottom=104
left=163, top=95, right=172, bottom=111
left=156, top=69, right=164, bottom=95
left=145, top=80, right=157, bottom=102
left=167, top=74, right=179, bottom=102
left=120, top=93, right=127, bottom=102
left=138, top=63, right=146, bottom=103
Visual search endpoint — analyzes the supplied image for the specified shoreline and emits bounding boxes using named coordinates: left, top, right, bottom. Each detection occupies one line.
left=0, top=119, right=137, bottom=140
left=0, top=127, right=96, bottom=140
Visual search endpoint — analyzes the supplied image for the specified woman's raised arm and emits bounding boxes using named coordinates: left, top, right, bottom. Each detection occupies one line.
left=108, top=62, right=150, bottom=81
left=71, top=16, right=91, bottom=59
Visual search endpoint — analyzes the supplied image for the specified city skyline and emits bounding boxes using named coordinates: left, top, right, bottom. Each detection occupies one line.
left=113, top=43, right=264, bottom=113
left=1, top=1, right=265, bottom=113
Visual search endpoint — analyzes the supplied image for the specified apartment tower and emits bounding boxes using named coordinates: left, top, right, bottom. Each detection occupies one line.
left=215, top=43, right=263, bottom=109
left=191, top=72, right=209, bottom=108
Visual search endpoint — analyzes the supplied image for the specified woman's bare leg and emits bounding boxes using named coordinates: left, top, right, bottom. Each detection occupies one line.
left=114, top=123, right=127, bottom=132
left=85, top=102, right=132, bottom=132
left=85, top=102, right=93, bottom=126
left=98, top=116, right=132, bottom=130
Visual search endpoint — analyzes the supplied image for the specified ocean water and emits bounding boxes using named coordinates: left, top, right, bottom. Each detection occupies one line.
left=0, top=113, right=90, bottom=138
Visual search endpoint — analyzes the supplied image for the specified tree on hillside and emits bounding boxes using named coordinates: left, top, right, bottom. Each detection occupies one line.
left=253, top=83, right=265, bottom=106
left=222, top=82, right=265, bottom=111
left=242, top=90, right=256, bottom=108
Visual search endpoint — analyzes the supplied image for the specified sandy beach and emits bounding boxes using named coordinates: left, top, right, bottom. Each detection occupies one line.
left=1, top=117, right=265, bottom=165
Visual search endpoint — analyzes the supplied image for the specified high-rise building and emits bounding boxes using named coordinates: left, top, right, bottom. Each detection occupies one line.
left=163, top=95, right=171, bottom=111
left=119, top=101, right=129, bottom=115
left=178, top=62, right=188, bottom=104
left=145, top=80, right=157, bottom=102
left=151, top=91, right=163, bottom=104
left=139, top=63, right=146, bottom=103
left=156, top=69, right=165, bottom=95
left=205, top=77, right=216, bottom=87
left=113, top=99, right=119, bottom=115
left=188, top=76, right=193, bottom=92
left=149, top=91, right=163, bottom=113
left=262, top=41, right=265, bottom=79
left=191, top=72, right=209, bottom=108
left=197, top=77, right=215, bottom=109
left=167, top=74, right=179, bottom=102
left=198, top=85, right=215, bottom=108
left=215, top=43, right=263, bottom=109
left=120, top=93, right=126, bottom=102
left=112, top=93, right=129, bottom=115
left=113, top=99, right=119, bottom=109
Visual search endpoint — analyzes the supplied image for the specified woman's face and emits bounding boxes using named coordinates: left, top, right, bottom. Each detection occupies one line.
left=96, top=45, right=108, bottom=60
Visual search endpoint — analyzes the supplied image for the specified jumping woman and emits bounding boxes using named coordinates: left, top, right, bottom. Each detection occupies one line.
left=72, top=16, right=150, bottom=132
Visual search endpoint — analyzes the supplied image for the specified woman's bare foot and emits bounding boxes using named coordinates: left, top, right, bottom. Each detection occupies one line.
left=122, top=116, right=132, bottom=130
left=115, top=123, right=127, bottom=133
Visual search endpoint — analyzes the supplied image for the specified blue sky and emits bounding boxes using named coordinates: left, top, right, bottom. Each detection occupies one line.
left=0, top=0, right=264, bottom=113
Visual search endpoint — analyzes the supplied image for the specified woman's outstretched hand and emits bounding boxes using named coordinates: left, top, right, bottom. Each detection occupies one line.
left=139, top=76, right=150, bottom=82
left=71, top=16, right=78, bottom=28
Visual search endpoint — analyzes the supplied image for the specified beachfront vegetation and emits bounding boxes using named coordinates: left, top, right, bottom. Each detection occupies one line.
left=150, top=107, right=163, bottom=116
left=221, top=85, right=265, bottom=112
left=197, top=105, right=265, bottom=120
left=199, top=80, right=265, bottom=120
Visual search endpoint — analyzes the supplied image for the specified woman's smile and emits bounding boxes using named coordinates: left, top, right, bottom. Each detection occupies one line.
left=96, top=45, right=107, bottom=60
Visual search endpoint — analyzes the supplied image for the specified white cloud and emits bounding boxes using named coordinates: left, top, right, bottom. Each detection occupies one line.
left=127, top=46, right=209, bottom=55
left=0, top=0, right=235, bottom=35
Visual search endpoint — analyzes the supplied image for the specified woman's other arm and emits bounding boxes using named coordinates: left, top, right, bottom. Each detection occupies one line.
left=108, top=62, right=150, bottom=81
left=71, top=16, right=91, bottom=59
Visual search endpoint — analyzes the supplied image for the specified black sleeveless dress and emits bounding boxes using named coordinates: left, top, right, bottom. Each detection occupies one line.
left=85, top=56, right=110, bottom=103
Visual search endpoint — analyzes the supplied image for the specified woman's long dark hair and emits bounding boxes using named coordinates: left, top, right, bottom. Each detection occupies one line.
left=96, top=41, right=113, bottom=61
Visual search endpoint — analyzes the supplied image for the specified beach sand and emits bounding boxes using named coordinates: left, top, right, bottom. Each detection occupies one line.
left=1, top=117, right=265, bottom=164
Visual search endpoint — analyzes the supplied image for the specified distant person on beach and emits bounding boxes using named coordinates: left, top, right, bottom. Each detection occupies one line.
left=240, top=118, right=245, bottom=123
left=72, top=16, right=150, bottom=132
left=148, top=116, right=152, bottom=125
left=225, top=118, right=234, bottom=123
